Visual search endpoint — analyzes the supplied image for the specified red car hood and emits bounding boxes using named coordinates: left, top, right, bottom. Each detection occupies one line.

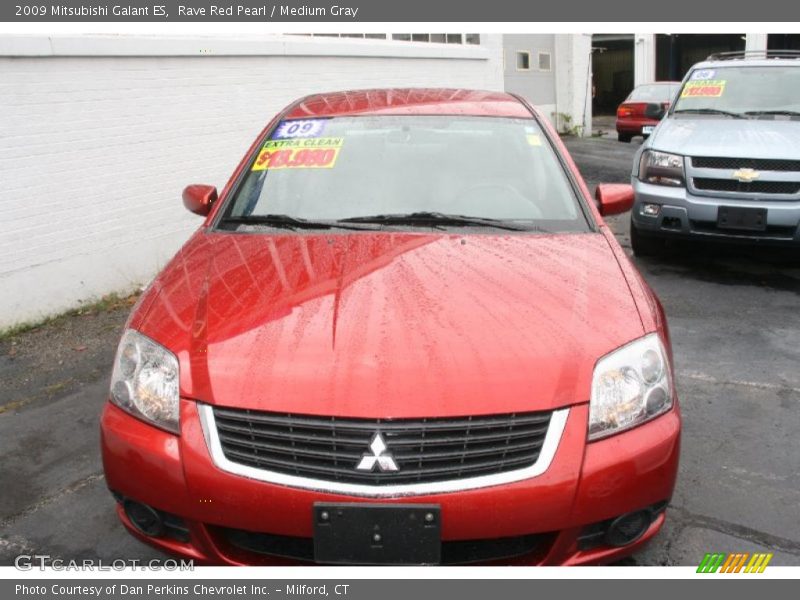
left=138, top=231, right=644, bottom=418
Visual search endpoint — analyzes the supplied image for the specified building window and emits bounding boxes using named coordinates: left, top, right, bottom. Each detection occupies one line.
left=538, top=51, right=552, bottom=71
left=295, top=34, right=477, bottom=46
left=516, top=51, right=531, bottom=70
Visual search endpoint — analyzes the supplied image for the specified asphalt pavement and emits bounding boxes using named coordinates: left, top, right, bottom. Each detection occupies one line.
left=1, top=134, right=798, bottom=567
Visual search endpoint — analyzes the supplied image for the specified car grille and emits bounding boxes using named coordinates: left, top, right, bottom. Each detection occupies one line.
left=691, top=156, right=800, bottom=171
left=221, top=527, right=553, bottom=565
left=693, top=178, right=800, bottom=195
left=212, top=407, right=552, bottom=486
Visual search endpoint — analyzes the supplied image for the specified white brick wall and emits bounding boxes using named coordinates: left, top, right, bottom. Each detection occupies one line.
left=0, top=34, right=503, bottom=328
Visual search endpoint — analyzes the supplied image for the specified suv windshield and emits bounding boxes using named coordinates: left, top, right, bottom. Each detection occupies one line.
left=628, top=84, right=679, bottom=103
left=219, top=116, right=588, bottom=233
left=673, top=65, right=800, bottom=117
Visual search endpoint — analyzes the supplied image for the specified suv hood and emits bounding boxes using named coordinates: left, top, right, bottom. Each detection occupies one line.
left=137, top=232, right=645, bottom=418
left=653, top=116, right=800, bottom=158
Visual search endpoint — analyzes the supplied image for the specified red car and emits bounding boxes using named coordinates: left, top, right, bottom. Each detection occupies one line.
left=101, top=88, right=680, bottom=566
left=616, top=82, right=681, bottom=142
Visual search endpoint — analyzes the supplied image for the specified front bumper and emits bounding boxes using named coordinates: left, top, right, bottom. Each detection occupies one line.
left=101, top=399, right=681, bottom=566
left=632, top=179, right=800, bottom=245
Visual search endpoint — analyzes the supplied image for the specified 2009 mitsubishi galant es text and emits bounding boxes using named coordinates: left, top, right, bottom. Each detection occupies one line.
left=100, top=89, right=681, bottom=566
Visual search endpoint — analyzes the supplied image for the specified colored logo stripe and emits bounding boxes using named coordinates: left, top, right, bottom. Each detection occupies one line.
left=745, top=553, right=773, bottom=573
left=697, top=553, right=726, bottom=573
left=697, top=552, right=773, bottom=573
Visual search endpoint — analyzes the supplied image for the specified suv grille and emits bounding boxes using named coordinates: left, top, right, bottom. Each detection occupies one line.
left=212, top=407, right=552, bottom=486
left=692, top=156, right=800, bottom=171
left=693, top=178, right=800, bottom=195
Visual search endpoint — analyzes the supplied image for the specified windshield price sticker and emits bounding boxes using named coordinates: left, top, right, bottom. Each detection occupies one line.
left=252, top=137, right=343, bottom=171
left=272, top=119, right=328, bottom=139
left=681, top=80, right=726, bottom=98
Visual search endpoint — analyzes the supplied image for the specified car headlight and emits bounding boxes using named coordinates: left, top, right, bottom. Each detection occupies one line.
left=110, top=329, right=180, bottom=434
left=589, top=333, right=672, bottom=441
left=638, top=150, right=684, bottom=187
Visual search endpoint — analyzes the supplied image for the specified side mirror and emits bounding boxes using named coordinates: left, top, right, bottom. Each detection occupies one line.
left=595, top=184, right=635, bottom=216
left=182, top=184, right=218, bottom=216
left=644, top=102, right=666, bottom=120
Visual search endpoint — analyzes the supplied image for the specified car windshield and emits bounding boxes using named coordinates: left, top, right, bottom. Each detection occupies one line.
left=219, top=115, right=589, bottom=232
left=672, top=65, right=800, bottom=116
left=627, top=84, right=679, bottom=103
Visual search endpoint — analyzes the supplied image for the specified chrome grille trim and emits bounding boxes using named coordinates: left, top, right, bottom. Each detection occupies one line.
left=198, top=404, right=570, bottom=497
left=687, top=157, right=800, bottom=200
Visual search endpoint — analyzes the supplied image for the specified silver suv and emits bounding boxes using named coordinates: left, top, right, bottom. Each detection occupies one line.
left=630, top=50, right=800, bottom=255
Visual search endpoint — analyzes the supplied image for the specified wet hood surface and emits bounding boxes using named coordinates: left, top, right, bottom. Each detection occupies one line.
left=652, top=117, right=800, bottom=159
left=139, top=231, right=644, bottom=418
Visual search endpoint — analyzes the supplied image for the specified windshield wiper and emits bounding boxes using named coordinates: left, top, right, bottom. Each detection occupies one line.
left=220, top=214, right=374, bottom=231
left=337, top=211, right=536, bottom=232
left=673, top=108, right=745, bottom=119
left=743, top=110, right=800, bottom=118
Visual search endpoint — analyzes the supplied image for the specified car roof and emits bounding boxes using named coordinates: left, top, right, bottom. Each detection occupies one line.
left=691, top=58, right=800, bottom=70
left=283, top=88, right=534, bottom=119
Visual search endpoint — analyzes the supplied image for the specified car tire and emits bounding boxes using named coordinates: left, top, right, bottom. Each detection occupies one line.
left=618, top=133, right=633, bottom=143
left=630, top=222, right=665, bottom=257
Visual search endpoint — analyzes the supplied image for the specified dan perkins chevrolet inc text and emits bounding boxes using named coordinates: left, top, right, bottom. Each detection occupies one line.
left=46, top=4, right=360, bottom=18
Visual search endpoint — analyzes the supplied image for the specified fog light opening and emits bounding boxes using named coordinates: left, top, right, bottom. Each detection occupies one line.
left=604, top=510, right=652, bottom=547
left=641, top=203, right=661, bottom=217
left=123, top=500, right=164, bottom=537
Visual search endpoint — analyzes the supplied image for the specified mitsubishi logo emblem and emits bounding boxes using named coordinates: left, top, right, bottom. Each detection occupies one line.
left=356, top=433, right=398, bottom=472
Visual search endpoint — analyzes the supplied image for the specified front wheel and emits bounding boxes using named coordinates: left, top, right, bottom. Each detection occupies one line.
left=617, top=132, right=633, bottom=143
left=630, top=222, right=665, bottom=257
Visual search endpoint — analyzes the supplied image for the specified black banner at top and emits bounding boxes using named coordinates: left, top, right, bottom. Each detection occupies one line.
left=1, top=0, right=798, bottom=22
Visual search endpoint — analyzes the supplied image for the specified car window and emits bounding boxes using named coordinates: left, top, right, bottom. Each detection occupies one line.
left=673, top=65, right=800, bottom=115
left=219, top=116, right=589, bottom=232
left=627, top=84, right=678, bottom=102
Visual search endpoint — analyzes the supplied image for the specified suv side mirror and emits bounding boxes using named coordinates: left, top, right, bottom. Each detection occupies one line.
left=595, top=184, right=634, bottom=216
left=182, top=184, right=217, bottom=216
left=644, top=102, right=666, bottom=120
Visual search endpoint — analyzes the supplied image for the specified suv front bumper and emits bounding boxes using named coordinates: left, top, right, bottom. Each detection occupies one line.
left=632, top=180, right=800, bottom=244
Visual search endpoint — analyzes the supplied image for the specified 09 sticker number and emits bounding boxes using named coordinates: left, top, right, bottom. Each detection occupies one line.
left=272, top=119, right=327, bottom=140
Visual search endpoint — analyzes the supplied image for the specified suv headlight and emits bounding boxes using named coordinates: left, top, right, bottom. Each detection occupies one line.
left=638, top=150, right=684, bottom=187
left=110, top=329, right=180, bottom=434
left=589, top=333, right=672, bottom=441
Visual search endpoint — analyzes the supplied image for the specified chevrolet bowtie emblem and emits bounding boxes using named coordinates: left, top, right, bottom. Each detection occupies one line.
left=356, top=433, right=398, bottom=472
left=732, top=168, right=760, bottom=183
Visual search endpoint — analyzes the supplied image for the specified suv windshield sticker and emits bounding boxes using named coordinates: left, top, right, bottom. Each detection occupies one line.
left=252, top=137, right=343, bottom=171
left=681, top=80, right=726, bottom=98
left=272, top=119, right=328, bottom=139
left=691, top=69, right=716, bottom=80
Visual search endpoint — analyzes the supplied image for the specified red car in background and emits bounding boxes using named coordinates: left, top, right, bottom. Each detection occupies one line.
left=616, top=82, right=681, bottom=142
left=101, top=88, right=680, bottom=566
